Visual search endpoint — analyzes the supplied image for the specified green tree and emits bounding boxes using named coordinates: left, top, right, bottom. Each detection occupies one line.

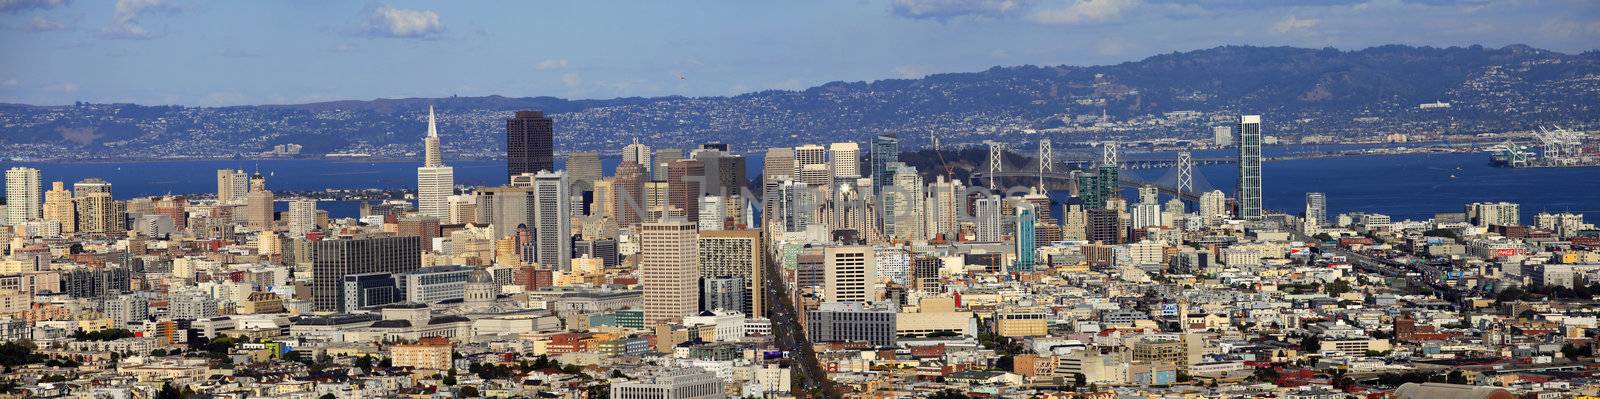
left=1300, top=335, right=1322, bottom=352
left=928, top=389, right=970, bottom=399
left=318, top=394, right=336, bottom=399
left=459, top=386, right=479, bottom=398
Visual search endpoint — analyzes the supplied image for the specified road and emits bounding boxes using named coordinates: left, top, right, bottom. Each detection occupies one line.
left=761, top=240, right=838, bottom=398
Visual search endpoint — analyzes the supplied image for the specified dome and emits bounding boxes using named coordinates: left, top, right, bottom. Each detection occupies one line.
left=467, top=268, right=495, bottom=284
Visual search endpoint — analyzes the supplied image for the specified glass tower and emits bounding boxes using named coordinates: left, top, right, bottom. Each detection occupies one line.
left=1237, top=115, right=1263, bottom=220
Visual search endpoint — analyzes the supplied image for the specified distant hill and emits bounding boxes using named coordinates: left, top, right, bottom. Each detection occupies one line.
left=2, top=44, right=1596, bottom=160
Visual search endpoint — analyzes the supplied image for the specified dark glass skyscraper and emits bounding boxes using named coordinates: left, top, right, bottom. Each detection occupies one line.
left=870, top=134, right=899, bottom=194
left=506, top=110, right=555, bottom=180
left=1237, top=115, right=1263, bottom=221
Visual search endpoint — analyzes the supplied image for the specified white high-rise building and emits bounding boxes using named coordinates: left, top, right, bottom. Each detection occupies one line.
left=216, top=169, right=248, bottom=204
left=5, top=167, right=41, bottom=225
left=793, top=144, right=828, bottom=173
left=286, top=198, right=317, bottom=237
left=1213, top=125, right=1233, bottom=147
left=1305, top=192, right=1327, bottom=227
left=829, top=142, right=861, bottom=178
left=417, top=106, right=455, bottom=220
left=1132, top=185, right=1162, bottom=228
left=698, top=196, right=726, bottom=231
left=1199, top=190, right=1229, bottom=226
left=622, top=138, right=653, bottom=176
left=641, top=220, right=699, bottom=327
left=824, top=245, right=878, bottom=303
left=533, top=171, right=572, bottom=271
left=974, top=195, right=1003, bottom=242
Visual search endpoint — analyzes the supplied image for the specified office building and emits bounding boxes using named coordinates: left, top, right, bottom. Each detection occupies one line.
left=1237, top=115, right=1263, bottom=221
left=622, top=138, right=652, bottom=176
left=573, top=238, right=619, bottom=268
left=1014, top=204, right=1037, bottom=273
left=5, top=167, right=40, bottom=225
left=1213, top=125, right=1233, bottom=147
left=807, top=301, right=897, bottom=347
left=506, top=110, right=555, bottom=179
left=609, top=367, right=725, bottom=399
left=1305, top=192, right=1327, bottom=227
left=641, top=220, right=699, bottom=327
left=311, top=236, right=422, bottom=312
left=829, top=142, right=861, bottom=178
left=700, top=276, right=745, bottom=314
left=533, top=171, right=572, bottom=271
left=612, top=161, right=647, bottom=228
left=870, top=134, right=899, bottom=196
left=566, top=151, right=603, bottom=192
left=244, top=174, right=274, bottom=231
left=698, top=196, right=726, bottom=231
left=974, top=195, right=1002, bottom=242
left=666, top=159, right=705, bottom=221
left=418, top=106, right=455, bottom=220
left=653, top=148, right=683, bottom=181
left=74, top=178, right=123, bottom=235
left=396, top=265, right=475, bottom=304
left=1468, top=202, right=1521, bottom=227
left=216, top=169, right=248, bottom=204
left=824, top=245, right=877, bottom=303
left=697, top=229, right=764, bottom=316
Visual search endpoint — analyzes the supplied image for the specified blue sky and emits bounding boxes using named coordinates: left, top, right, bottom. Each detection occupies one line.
left=1, top=0, right=1596, bottom=106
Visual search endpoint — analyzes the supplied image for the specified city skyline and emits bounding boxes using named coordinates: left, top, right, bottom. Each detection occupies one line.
left=0, top=1, right=1595, bottom=106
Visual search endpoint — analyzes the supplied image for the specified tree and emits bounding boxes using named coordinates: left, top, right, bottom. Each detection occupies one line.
left=355, top=355, right=374, bottom=371
left=1446, top=369, right=1467, bottom=385
left=1300, top=335, right=1322, bottom=352
left=1325, top=279, right=1352, bottom=296
left=442, top=368, right=457, bottom=386
left=156, top=382, right=181, bottom=399
left=459, top=386, right=479, bottom=398
left=928, top=389, right=970, bottom=399
left=589, top=384, right=610, bottom=399
left=319, top=394, right=336, bottom=399
left=1496, top=287, right=1525, bottom=302
left=1073, top=372, right=1086, bottom=387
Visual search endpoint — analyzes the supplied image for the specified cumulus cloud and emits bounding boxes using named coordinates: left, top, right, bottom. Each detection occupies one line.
left=1272, top=15, right=1319, bottom=33
left=99, top=0, right=179, bottom=39
left=25, top=15, right=65, bottom=31
left=891, top=0, right=1032, bottom=20
left=1028, top=0, right=1137, bottom=25
left=360, top=4, right=443, bottom=39
left=0, top=0, right=67, bottom=14
left=536, top=59, right=569, bottom=70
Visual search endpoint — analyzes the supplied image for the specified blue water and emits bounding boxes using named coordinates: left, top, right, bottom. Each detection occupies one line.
left=4, top=150, right=1597, bottom=222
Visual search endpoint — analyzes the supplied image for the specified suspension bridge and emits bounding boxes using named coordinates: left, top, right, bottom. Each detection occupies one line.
left=967, top=140, right=1227, bottom=202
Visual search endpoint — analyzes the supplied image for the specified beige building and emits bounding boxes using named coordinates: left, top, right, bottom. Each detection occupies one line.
left=391, top=336, right=453, bottom=371
left=42, top=182, right=75, bottom=234
left=641, top=220, right=699, bottom=326
left=697, top=229, right=764, bottom=316
left=824, top=246, right=877, bottom=303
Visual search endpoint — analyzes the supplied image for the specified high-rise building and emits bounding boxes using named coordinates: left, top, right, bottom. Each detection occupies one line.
left=697, top=229, right=764, bottom=316
left=870, top=134, right=899, bottom=196
left=1304, top=192, right=1327, bottom=227
left=506, top=110, right=555, bottom=179
left=1086, top=208, right=1120, bottom=244
left=641, top=220, right=699, bottom=326
left=612, top=161, right=647, bottom=228
left=1468, top=202, right=1521, bottom=227
left=533, top=171, right=572, bottom=271
left=769, top=180, right=816, bottom=233
left=286, top=198, right=317, bottom=237
left=1213, top=125, right=1233, bottom=147
left=793, top=144, right=827, bottom=173
left=653, top=148, right=683, bottom=181
left=216, top=169, right=248, bottom=204
left=566, top=151, right=603, bottom=192
left=418, top=106, right=456, bottom=220
left=396, top=215, right=440, bottom=252
left=5, top=167, right=41, bottom=225
left=829, top=142, right=861, bottom=178
left=1236, top=115, right=1263, bottom=221
left=245, top=173, right=275, bottom=231
left=473, top=185, right=536, bottom=240
left=1199, top=190, right=1229, bottom=226
left=824, top=245, right=877, bottom=303
left=153, top=196, right=188, bottom=231
left=622, top=138, right=653, bottom=176
left=925, top=176, right=962, bottom=240
left=698, top=196, right=726, bottom=231
left=1014, top=204, right=1037, bottom=273
left=1132, top=185, right=1162, bottom=229
left=311, top=235, right=422, bottom=312
left=666, top=159, right=705, bottom=222
left=886, top=163, right=924, bottom=240
left=73, top=178, right=122, bottom=235
left=42, top=181, right=75, bottom=234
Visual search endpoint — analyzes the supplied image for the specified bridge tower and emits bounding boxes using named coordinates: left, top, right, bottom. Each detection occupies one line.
left=1102, top=141, right=1119, bottom=167
left=1177, top=151, right=1193, bottom=195
left=986, top=140, right=1004, bottom=190
left=1037, top=139, right=1053, bottom=191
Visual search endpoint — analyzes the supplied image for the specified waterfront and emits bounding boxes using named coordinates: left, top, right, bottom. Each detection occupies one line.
left=4, top=149, right=1597, bottom=221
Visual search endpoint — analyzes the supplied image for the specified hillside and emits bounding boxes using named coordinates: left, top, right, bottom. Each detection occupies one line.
left=2, top=44, right=1596, bottom=160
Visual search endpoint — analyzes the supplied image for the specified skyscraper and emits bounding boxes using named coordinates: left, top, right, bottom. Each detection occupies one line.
left=1213, top=125, right=1233, bottom=147
left=1237, top=115, right=1263, bottom=221
left=697, top=229, right=764, bottom=316
left=1199, top=190, right=1229, bottom=226
left=829, top=142, right=861, bottom=178
left=42, top=181, right=74, bottom=234
left=566, top=151, right=603, bottom=192
left=245, top=173, right=275, bottom=231
left=73, top=178, right=122, bottom=235
left=698, top=196, right=726, bottom=231
left=1132, top=185, right=1162, bottom=229
left=641, top=220, right=699, bottom=326
left=286, top=198, right=317, bottom=237
left=5, top=167, right=41, bottom=225
left=622, top=138, right=652, bottom=176
left=1305, top=192, right=1327, bottom=227
left=506, top=110, right=555, bottom=180
left=533, top=171, right=571, bottom=271
left=870, top=134, right=899, bottom=195
left=653, top=148, right=683, bottom=181
left=418, top=106, right=456, bottom=220
left=974, top=195, right=1002, bottom=242
left=1014, top=204, right=1037, bottom=273
left=666, top=159, right=705, bottom=222
left=612, top=161, right=647, bottom=228
left=311, top=236, right=422, bottom=312
left=216, top=169, right=248, bottom=204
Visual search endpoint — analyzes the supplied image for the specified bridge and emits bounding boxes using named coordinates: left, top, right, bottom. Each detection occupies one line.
left=968, top=140, right=1225, bottom=203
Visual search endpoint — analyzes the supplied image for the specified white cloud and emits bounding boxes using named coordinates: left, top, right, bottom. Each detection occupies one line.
left=27, top=15, right=65, bottom=31
left=1272, top=15, right=1319, bottom=34
left=361, top=4, right=443, bottom=39
left=99, top=0, right=179, bottom=39
left=0, top=78, right=18, bottom=88
left=536, top=59, right=569, bottom=70
left=561, top=73, right=582, bottom=87
left=1028, top=0, right=1137, bottom=25
left=46, top=82, right=79, bottom=93
left=0, top=0, right=67, bottom=14
left=892, top=0, right=1032, bottom=20
left=893, top=65, right=927, bottom=79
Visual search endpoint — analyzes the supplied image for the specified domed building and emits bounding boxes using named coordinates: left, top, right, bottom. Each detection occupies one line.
left=463, top=268, right=499, bottom=305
